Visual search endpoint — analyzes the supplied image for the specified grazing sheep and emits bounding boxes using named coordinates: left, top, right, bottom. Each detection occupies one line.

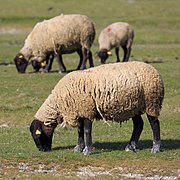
left=14, top=14, right=96, bottom=73
left=97, top=22, right=134, bottom=63
left=30, top=61, right=164, bottom=155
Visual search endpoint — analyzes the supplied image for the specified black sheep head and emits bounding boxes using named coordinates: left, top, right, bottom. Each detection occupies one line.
left=14, top=53, right=28, bottom=73
left=97, top=49, right=112, bottom=64
left=31, top=59, right=46, bottom=72
left=30, top=119, right=57, bottom=151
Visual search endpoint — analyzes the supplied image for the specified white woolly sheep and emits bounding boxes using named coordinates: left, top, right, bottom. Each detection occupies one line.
left=14, top=14, right=96, bottom=73
left=97, top=22, right=134, bottom=63
left=30, top=61, right=164, bottom=155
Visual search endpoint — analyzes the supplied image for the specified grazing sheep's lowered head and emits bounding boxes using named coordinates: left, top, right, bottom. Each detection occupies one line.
left=97, top=22, right=134, bottom=63
left=30, top=119, right=58, bottom=151
left=14, top=53, right=29, bottom=73
left=97, top=49, right=112, bottom=64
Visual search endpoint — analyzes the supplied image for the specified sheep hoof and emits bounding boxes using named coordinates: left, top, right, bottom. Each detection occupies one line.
left=125, top=141, right=136, bottom=152
left=42, top=69, right=49, bottom=73
left=83, top=146, right=93, bottom=155
left=151, top=140, right=160, bottom=153
left=74, top=145, right=84, bottom=153
left=151, top=148, right=160, bottom=153
left=59, top=69, right=66, bottom=74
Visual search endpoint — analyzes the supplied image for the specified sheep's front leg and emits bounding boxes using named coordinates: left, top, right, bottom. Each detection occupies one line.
left=56, top=52, right=66, bottom=73
left=76, top=49, right=83, bottom=70
left=43, top=54, right=54, bottom=73
left=122, top=46, right=131, bottom=62
left=125, top=114, right=144, bottom=152
left=83, top=118, right=93, bottom=155
left=147, top=115, right=161, bottom=153
left=74, top=119, right=85, bottom=152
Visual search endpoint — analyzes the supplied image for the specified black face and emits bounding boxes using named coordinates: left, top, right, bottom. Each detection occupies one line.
left=97, top=50, right=109, bottom=64
left=30, top=119, right=53, bottom=151
left=31, top=60, right=42, bottom=72
left=14, top=53, right=28, bottom=73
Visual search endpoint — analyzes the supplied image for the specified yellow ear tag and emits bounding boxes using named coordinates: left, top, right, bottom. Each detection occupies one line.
left=41, top=62, right=46, bottom=67
left=107, top=51, right=112, bottom=55
left=19, top=55, right=23, bottom=59
left=35, top=129, right=41, bottom=135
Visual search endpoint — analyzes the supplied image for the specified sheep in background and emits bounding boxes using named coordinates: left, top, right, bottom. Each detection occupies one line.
left=97, top=22, right=134, bottom=63
left=14, top=14, right=96, bottom=73
left=30, top=61, right=164, bottom=155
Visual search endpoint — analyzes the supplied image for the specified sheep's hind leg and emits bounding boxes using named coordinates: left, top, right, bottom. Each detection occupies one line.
left=88, top=50, right=94, bottom=67
left=76, top=49, right=83, bottom=70
left=125, top=114, right=144, bottom=152
left=147, top=114, right=161, bottom=153
left=74, top=119, right=85, bottom=153
left=83, top=118, right=93, bottom=155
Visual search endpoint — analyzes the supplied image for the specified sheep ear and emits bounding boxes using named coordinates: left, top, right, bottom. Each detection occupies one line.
left=107, top=51, right=112, bottom=56
left=35, top=129, right=41, bottom=135
left=18, top=54, right=24, bottom=59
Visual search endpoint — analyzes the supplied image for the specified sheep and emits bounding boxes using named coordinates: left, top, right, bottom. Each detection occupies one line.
left=14, top=14, right=96, bottom=73
left=30, top=61, right=164, bottom=155
left=97, top=22, right=134, bottom=64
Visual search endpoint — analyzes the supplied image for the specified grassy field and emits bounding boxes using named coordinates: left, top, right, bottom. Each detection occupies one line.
left=0, top=0, right=180, bottom=179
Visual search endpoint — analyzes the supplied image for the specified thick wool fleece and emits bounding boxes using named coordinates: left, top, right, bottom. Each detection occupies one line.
left=98, top=22, right=134, bottom=50
left=35, top=61, right=164, bottom=127
left=20, top=14, right=95, bottom=61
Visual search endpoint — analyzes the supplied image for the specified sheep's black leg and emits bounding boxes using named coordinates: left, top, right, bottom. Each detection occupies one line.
left=56, top=52, right=66, bottom=73
left=125, top=114, right=144, bottom=152
left=123, top=46, right=131, bottom=62
left=147, top=114, right=161, bottom=153
left=74, top=119, right=85, bottom=153
left=79, top=48, right=88, bottom=70
left=88, top=50, right=94, bottom=67
left=43, top=55, right=54, bottom=73
left=115, top=47, right=120, bottom=62
left=76, top=49, right=83, bottom=70
left=47, top=55, right=54, bottom=71
left=83, top=118, right=93, bottom=155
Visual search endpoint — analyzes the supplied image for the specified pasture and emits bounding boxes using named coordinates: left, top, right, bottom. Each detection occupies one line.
left=0, top=0, right=179, bottom=179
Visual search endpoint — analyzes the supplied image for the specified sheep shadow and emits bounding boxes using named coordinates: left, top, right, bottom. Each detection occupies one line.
left=52, top=139, right=180, bottom=152
left=93, top=139, right=180, bottom=152
left=52, top=145, right=75, bottom=151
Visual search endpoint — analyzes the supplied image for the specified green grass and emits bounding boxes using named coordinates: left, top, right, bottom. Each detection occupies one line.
left=0, top=0, right=180, bottom=179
